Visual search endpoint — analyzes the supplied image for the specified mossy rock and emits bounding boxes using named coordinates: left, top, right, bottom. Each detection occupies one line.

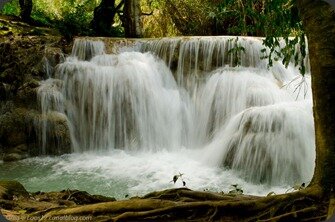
left=32, top=111, right=72, bottom=155
left=0, top=16, right=60, bottom=37
left=0, top=82, right=13, bottom=100
left=3, top=153, right=25, bottom=162
left=60, top=190, right=116, bottom=205
left=0, top=108, right=30, bottom=147
left=3, top=144, right=28, bottom=162
left=0, top=107, right=40, bottom=160
left=16, top=79, right=40, bottom=109
left=0, top=180, right=29, bottom=199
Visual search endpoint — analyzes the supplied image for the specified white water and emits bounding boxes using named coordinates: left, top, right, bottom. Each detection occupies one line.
left=19, top=37, right=315, bottom=197
left=56, top=52, right=194, bottom=151
left=194, top=68, right=291, bottom=144
left=34, top=79, right=66, bottom=154
left=0, top=150, right=289, bottom=199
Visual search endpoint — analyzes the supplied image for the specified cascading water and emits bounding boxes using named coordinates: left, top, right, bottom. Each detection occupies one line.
left=139, top=37, right=305, bottom=88
left=140, top=37, right=314, bottom=186
left=34, top=78, right=69, bottom=155
left=2, top=37, right=315, bottom=198
left=56, top=52, right=194, bottom=151
left=202, top=99, right=314, bottom=185
left=194, top=68, right=291, bottom=144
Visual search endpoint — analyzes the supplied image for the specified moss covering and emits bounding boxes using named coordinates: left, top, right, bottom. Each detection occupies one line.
left=0, top=180, right=29, bottom=199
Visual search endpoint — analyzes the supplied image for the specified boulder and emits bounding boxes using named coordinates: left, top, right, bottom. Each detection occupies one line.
left=16, top=79, right=40, bottom=109
left=3, top=144, right=28, bottom=162
left=0, top=108, right=30, bottom=147
left=33, top=111, right=72, bottom=155
left=0, top=82, right=12, bottom=100
left=3, top=153, right=24, bottom=162
left=0, top=108, right=38, bottom=160
left=0, top=180, right=29, bottom=200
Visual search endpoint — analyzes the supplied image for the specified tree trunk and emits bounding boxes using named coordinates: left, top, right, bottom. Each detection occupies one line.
left=124, top=0, right=142, bottom=38
left=91, top=0, right=124, bottom=36
left=19, top=0, right=32, bottom=23
left=297, top=0, right=335, bottom=194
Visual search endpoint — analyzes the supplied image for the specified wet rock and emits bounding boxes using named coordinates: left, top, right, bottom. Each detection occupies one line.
left=0, top=144, right=4, bottom=156
left=0, top=83, right=10, bottom=100
left=0, top=108, right=28, bottom=147
left=0, top=108, right=39, bottom=160
left=3, top=144, right=28, bottom=162
left=16, top=79, right=40, bottom=109
left=0, top=180, right=29, bottom=200
left=7, top=132, right=26, bottom=148
left=0, top=35, right=62, bottom=94
left=0, top=107, right=72, bottom=158
left=0, top=18, right=71, bottom=160
left=60, top=190, right=116, bottom=205
left=33, top=111, right=72, bottom=155
left=3, top=153, right=24, bottom=162
left=43, top=47, right=65, bottom=78
left=12, top=144, right=28, bottom=153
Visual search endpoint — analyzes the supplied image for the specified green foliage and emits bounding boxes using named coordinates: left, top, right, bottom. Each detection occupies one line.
left=0, top=0, right=307, bottom=73
left=1, top=0, right=20, bottom=16
left=31, top=1, right=54, bottom=26
left=258, top=0, right=306, bottom=75
left=1, top=0, right=100, bottom=37
left=261, top=35, right=306, bottom=75
left=228, top=37, right=246, bottom=67
left=153, top=0, right=212, bottom=36
left=141, top=0, right=178, bottom=37
left=55, top=3, right=94, bottom=38
left=154, top=0, right=306, bottom=74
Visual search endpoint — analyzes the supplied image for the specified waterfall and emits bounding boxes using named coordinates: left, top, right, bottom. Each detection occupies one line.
left=71, top=39, right=105, bottom=61
left=35, top=78, right=73, bottom=155
left=193, top=67, right=293, bottom=144
left=202, top=100, right=314, bottom=185
left=139, top=36, right=305, bottom=92
left=56, top=52, right=194, bottom=151
left=36, top=37, right=315, bottom=186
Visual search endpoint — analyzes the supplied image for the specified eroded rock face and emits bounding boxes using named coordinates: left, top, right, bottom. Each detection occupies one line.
left=0, top=25, right=72, bottom=161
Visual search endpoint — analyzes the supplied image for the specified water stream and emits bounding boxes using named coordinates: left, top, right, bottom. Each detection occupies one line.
left=0, top=37, right=315, bottom=199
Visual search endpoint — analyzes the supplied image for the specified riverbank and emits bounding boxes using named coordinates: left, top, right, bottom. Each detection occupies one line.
left=0, top=180, right=261, bottom=222
left=0, top=180, right=327, bottom=222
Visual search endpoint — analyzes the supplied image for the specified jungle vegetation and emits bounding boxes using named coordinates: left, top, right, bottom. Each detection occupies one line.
left=1, top=0, right=335, bottom=221
left=1, top=0, right=307, bottom=72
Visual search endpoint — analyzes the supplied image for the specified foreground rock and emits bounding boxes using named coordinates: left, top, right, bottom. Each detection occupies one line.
left=0, top=180, right=116, bottom=221
left=0, top=180, right=328, bottom=222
